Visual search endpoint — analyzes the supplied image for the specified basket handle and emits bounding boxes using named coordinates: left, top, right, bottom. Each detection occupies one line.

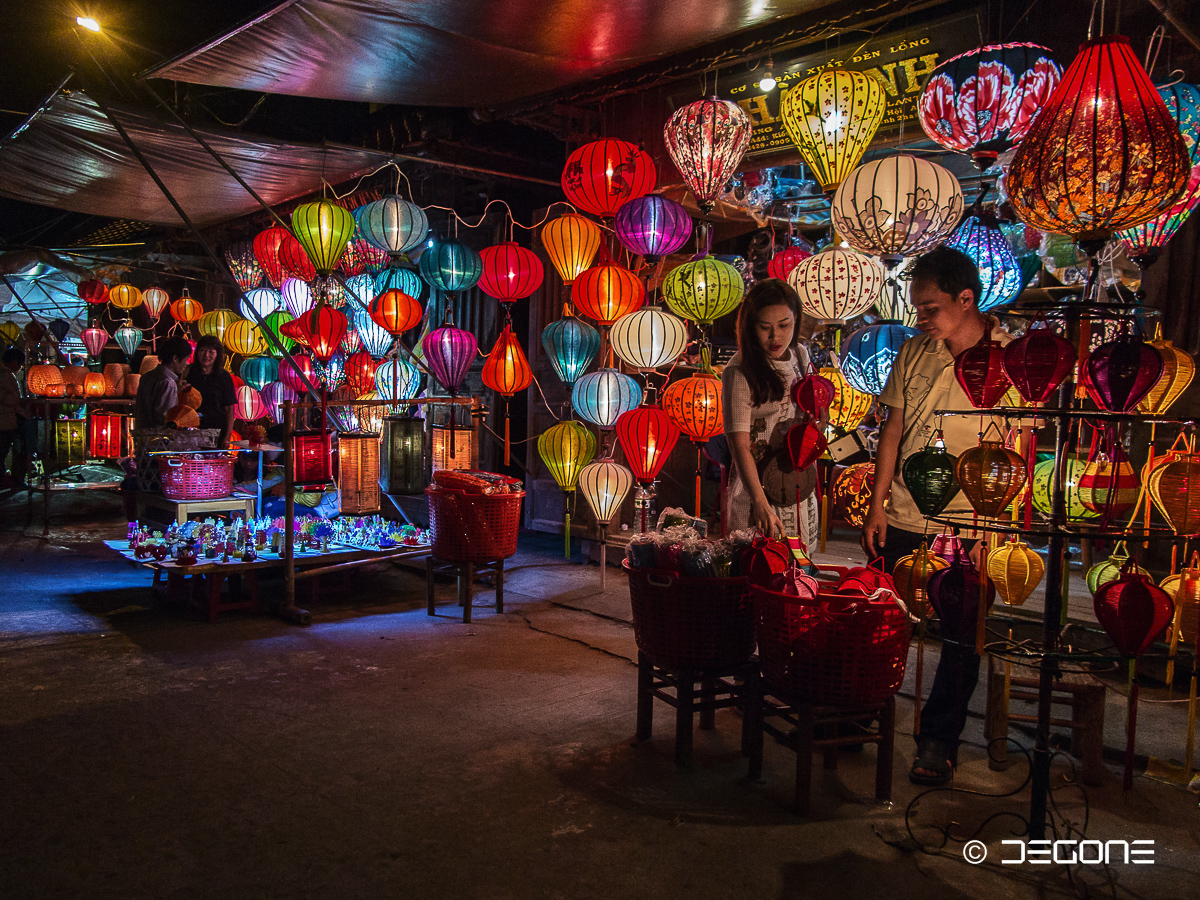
left=167, top=459, right=183, bottom=467
left=646, top=573, right=674, bottom=588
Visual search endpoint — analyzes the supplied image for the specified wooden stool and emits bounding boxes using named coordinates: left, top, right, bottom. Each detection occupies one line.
left=984, top=656, right=1106, bottom=786
left=425, top=557, right=504, bottom=623
left=748, top=691, right=895, bottom=815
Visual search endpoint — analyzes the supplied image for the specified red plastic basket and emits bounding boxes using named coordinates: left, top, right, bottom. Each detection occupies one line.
left=624, top=560, right=755, bottom=669
left=752, top=585, right=910, bottom=707
left=158, top=455, right=235, bottom=501
left=426, top=486, right=523, bottom=562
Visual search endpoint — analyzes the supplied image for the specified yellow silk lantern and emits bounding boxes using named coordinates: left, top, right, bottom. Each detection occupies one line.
left=541, top=213, right=602, bottom=284
left=108, top=284, right=143, bottom=309
left=1147, top=450, right=1200, bottom=535
left=987, top=539, right=1045, bottom=606
left=224, top=319, right=266, bottom=357
left=198, top=309, right=240, bottom=343
left=1139, top=338, right=1195, bottom=414
left=291, top=200, right=356, bottom=275
left=823, top=365, right=874, bottom=431
left=892, top=545, right=948, bottom=619
left=538, top=420, right=597, bottom=558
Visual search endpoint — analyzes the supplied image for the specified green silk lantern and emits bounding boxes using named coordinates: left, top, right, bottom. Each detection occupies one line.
left=240, top=356, right=279, bottom=391
left=1031, top=458, right=1099, bottom=522
left=902, top=440, right=961, bottom=517
left=263, top=310, right=295, bottom=356
left=538, top=420, right=597, bottom=558
left=1087, top=543, right=1150, bottom=596
left=662, top=257, right=745, bottom=325
left=291, top=200, right=356, bottom=275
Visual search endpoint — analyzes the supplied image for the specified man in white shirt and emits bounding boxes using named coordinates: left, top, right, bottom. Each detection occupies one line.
left=134, top=336, right=192, bottom=430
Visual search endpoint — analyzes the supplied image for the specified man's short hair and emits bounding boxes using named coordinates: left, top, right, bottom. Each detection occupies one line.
left=910, top=246, right=983, bottom=308
left=2, top=348, right=25, bottom=368
left=159, top=336, right=193, bottom=364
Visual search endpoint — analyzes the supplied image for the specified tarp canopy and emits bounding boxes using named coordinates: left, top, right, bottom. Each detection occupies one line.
left=146, top=0, right=829, bottom=107
left=0, top=263, right=86, bottom=322
left=0, top=89, right=393, bottom=228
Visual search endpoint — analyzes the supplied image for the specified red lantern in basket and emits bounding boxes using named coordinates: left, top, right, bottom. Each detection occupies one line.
left=1084, top=334, right=1163, bottom=412
left=956, top=438, right=1027, bottom=517
left=561, top=139, right=656, bottom=219
left=279, top=352, right=317, bottom=393
left=838, top=560, right=897, bottom=595
left=478, top=242, right=544, bottom=301
left=299, top=305, right=348, bottom=362
left=368, top=289, right=423, bottom=335
left=1002, top=318, right=1075, bottom=403
left=616, top=405, right=680, bottom=485
left=345, top=349, right=377, bottom=396
left=77, top=279, right=109, bottom=305
left=88, top=413, right=128, bottom=459
left=740, top=536, right=792, bottom=586
left=955, top=339, right=1011, bottom=408
left=791, top=370, right=835, bottom=419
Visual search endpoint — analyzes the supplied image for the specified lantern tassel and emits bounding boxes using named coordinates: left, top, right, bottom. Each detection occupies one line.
left=564, top=508, right=571, bottom=560
left=504, top=400, right=511, bottom=467
left=1124, top=658, right=1139, bottom=792
left=913, top=617, right=925, bottom=736
left=695, top=447, right=703, bottom=519
left=975, top=538, right=989, bottom=656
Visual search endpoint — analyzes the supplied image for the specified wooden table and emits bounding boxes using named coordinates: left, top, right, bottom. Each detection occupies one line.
left=137, top=493, right=257, bottom=525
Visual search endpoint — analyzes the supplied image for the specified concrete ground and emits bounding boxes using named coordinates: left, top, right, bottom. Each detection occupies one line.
left=2, top=489, right=1198, bottom=900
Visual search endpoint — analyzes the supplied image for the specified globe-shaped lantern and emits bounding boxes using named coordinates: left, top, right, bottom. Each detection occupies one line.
left=1094, top=570, right=1175, bottom=657
left=780, top=69, right=888, bottom=192
left=368, top=289, right=423, bottom=337
left=538, top=421, right=597, bottom=499
left=787, top=247, right=884, bottom=323
left=109, top=284, right=142, bottom=310
left=579, top=459, right=634, bottom=526
left=279, top=352, right=318, bottom=393
left=235, top=384, right=268, bottom=421
left=1084, top=335, right=1163, bottom=412
left=280, top=278, right=314, bottom=318
left=170, top=292, right=203, bottom=324
left=1006, top=35, right=1191, bottom=247
left=224, top=319, right=266, bottom=357
left=356, top=196, right=429, bottom=258
left=616, top=406, right=681, bottom=486
left=334, top=238, right=368, bottom=278
left=481, top=325, right=533, bottom=396
left=571, top=369, right=643, bottom=429
left=343, top=273, right=376, bottom=308
left=198, top=309, right=239, bottom=343
left=240, top=287, right=280, bottom=321
left=831, top=155, right=964, bottom=262
left=78, top=279, right=109, bottom=305
left=291, top=200, right=356, bottom=275
left=419, top=240, right=483, bottom=293
left=956, top=439, right=1028, bottom=518
left=823, top=364, right=875, bottom=430
left=573, top=265, right=645, bottom=326
left=945, top=213, right=1023, bottom=312
left=239, top=356, right=278, bottom=391
left=902, top=442, right=961, bottom=517
left=261, top=381, right=297, bottom=425
left=842, top=323, right=917, bottom=395
left=375, top=264, right=424, bottom=299
left=561, top=139, right=656, bottom=218
left=344, top=349, right=377, bottom=396
left=541, top=311, right=601, bottom=386
left=263, top=310, right=295, bottom=356
left=1031, top=458, right=1097, bottom=523
left=1139, top=338, right=1195, bottom=415
left=663, top=97, right=753, bottom=213
left=614, top=195, right=693, bottom=262
left=350, top=308, right=393, bottom=359
left=541, top=213, right=601, bottom=284
left=661, top=373, right=723, bottom=443
left=26, top=364, right=64, bottom=396
left=142, top=287, right=170, bottom=319
left=477, top=242, right=544, bottom=301
left=300, top=305, right=348, bottom=363
left=1002, top=319, right=1076, bottom=404
left=81, top=325, right=109, bottom=358
left=918, top=43, right=1063, bottom=169
left=421, top=325, right=477, bottom=394
left=662, top=257, right=744, bottom=325
left=375, top=358, right=422, bottom=406
left=114, top=323, right=142, bottom=358
left=767, top=245, right=812, bottom=281
left=252, top=226, right=292, bottom=288
left=609, top=307, right=688, bottom=372
left=224, top=240, right=264, bottom=291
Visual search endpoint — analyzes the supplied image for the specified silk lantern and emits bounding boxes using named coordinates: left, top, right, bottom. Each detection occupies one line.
left=240, top=287, right=280, bottom=321
left=955, top=339, right=1012, bottom=408
left=224, top=319, right=266, bottom=357
left=561, top=139, right=656, bottom=219
left=832, top=462, right=874, bottom=528
left=240, top=356, right=278, bottom=391
left=291, top=200, right=355, bottom=275
left=293, top=431, right=333, bottom=485
left=108, top=284, right=142, bottom=310
left=1094, top=569, right=1174, bottom=656
left=767, top=245, right=812, bottom=281
left=263, top=310, right=295, bottom=356
left=928, top=547, right=996, bottom=651
left=578, top=458, right=634, bottom=586
left=369, top=289, right=423, bottom=335
left=81, top=326, right=109, bottom=358
left=279, top=233, right=316, bottom=281
left=542, top=311, right=601, bottom=385
left=78, top=279, right=108, bottom=305
left=1002, top=318, right=1075, bottom=404
left=198, top=309, right=239, bottom=343
left=422, top=325, right=477, bottom=394
left=170, top=292, right=203, bottom=324
left=280, top=315, right=311, bottom=349
left=571, top=368, right=642, bottom=429
left=1006, top=35, right=1190, bottom=248
left=573, top=265, right=645, bottom=326
left=956, top=439, right=1027, bottom=518
left=357, top=196, right=429, bottom=257
left=902, top=442, right=960, bottom=517
left=538, top=420, right=597, bottom=557
left=615, top=405, right=680, bottom=486
left=316, top=351, right=347, bottom=391
left=823, top=364, right=874, bottom=430
left=279, top=352, right=318, bottom=393
left=88, top=413, right=129, bottom=459
left=663, top=97, right=753, bottom=213
left=893, top=545, right=948, bottom=619
left=375, top=359, right=422, bottom=407
left=614, top=195, right=693, bottom=262
left=478, top=242, right=544, bottom=301
left=419, top=240, right=483, bottom=293
left=350, top=308, right=393, bottom=359
left=352, top=392, right=386, bottom=436
left=780, top=69, right=887, bottom=192
left=831, top=155, right=964, bottom=262
left=988, top=539, right=1045, bottom=606
left=842, top=323, right=917, bottom=395
left=337, top=237, right=373, bottom=277
left=343, top=273, right=376, bottom=308
left=142, top=287, right=170, bottom=319
left=260, top=382, right=296, bottom=425
left=225, top=240, right=264, bottom=291
left=918, top=43, right=1062, bottom=169
left=482, top=325, right=533, bottom=464
left=375, top=264, right=424, bottom=300
left=281, top=278, right=314, bottom=318
left=1147, top=451, right=1200, bottom=535
left=235, top=385, right=268, bottom=421
left=1078, top=446, right=1139, bottom=516
left=1139, top=338, right=1195, bottom=414
left=609, top=307, right=687, bottom=372
left=1088, top=546, right=1150, bottom=595
left=344, top=349, right=377, bottom=396
left=252, top=226, right=292, bottom=288
left=791, top=371, right=835, bottom=419
left=114, top=323, right=142, bottom=358
left=1032, top=457, right=1097, bottom=523
left=661, top=257, right=744, bottom=325
left=662, top=372, right=724, bottom=515
left=788, top=248, right=885, bottom=323
left=1084, top=335, right=1163, bottom=412
left=541, top=214, right=602, bottom=284
left=300, top=306, right=348, bottom=363
left=945, top=213, right=1023, bottom=312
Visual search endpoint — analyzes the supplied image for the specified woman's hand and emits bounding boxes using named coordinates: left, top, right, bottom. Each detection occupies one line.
left=751, top=497, right=785, bottom=539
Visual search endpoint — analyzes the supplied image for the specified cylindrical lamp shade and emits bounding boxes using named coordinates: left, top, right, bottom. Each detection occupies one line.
left=842, top=324, right=917, bottom=395
left=481, top=326, right=533, bottom=396
left=422, top=326, right=477, bottom=394
left=53, top=420, right=87, bottom=468
left=353, top=391, right=386, bottom=434
left=572, top=265, right=645, bottom=325
left=542, top=313, right=601, bottom=385
left=541, top=214, right=602, bottom=283
left=431, top=426, right=472, bottom=471
left=955, top=440, right=1027, bottom=517
left=661, top=257, right=744, bottom=325
left=356, top=196, right=429, bottom=257
left=945, top=215, right=1023, bottom=312
left=663, top=98, right=753, bottom=213
left=293, top=431, right=333, bottom=485
left=609, top=307, right=688, bottom=372
left=571, top=369, right=642, bottom=429
left=380, top=417, right=425, bottom=494
left=108, top=284, right=142, bottom=310
left=375, top=359, right=422, bottom=405
left=578, top=459, right=634, bottom=525
left=787, top=248, right=884, bottom=323
left=615, top=406, right=680, bottom=484
left=661, top=373, right=723, bottom=442
left=538, top=421, right=597, bottom=492
left=240, top=356, right=279, bottom=391
left=477, top=242, right=544, bottom=301
left=418, top=241, right=483, bottom=293
left=831, top=155, right=964, bottom=261
left=240, top=288, right=281, bottom=321
left=614, top=195, right=693, bottom=261
left=369, top=290, right=423, bottom=335
left=561, top=140, right=656, bottom=218
left=225, top=240, right=264, bottom=291
left=88, top=413, right=130, bottom=459
left=780, top=69, right=887, bottom=191
left=338, top=433, right=382, bottom=514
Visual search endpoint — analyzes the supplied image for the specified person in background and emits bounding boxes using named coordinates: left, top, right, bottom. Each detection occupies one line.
left=721, top=278, right=822, bottom=547
left=135, top=336, right=191, bottom=430
left=0, top=348, right=28, bottom=489
left=184, top=334, right=236, bottom=447
left=861, top=245, right=1012, bottom=786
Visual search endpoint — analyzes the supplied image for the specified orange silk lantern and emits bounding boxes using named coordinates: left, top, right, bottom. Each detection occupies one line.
left=368, top=289, right=423, bottom=335
left=541, top=214, right=602, bottom=284
left=170, top=293, right=203, bottom=323
left=955, top=438, right=1027, bottom=518
left=572, top=265, right=645, bottom=326
left=662, top=373, right=724, bottom=516
left=481, top=325, right=533, bottom=465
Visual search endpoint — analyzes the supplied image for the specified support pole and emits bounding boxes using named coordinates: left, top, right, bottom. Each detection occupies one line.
left=278, top=402, right=311, bottom=626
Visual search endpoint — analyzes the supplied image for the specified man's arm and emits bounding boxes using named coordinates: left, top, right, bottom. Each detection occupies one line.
left=861, top=403, right=903, bottom=558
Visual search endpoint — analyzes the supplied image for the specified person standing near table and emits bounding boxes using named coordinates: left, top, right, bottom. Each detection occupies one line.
left=861, top=246, right=1012, bottom=786
left=185, top=335, right=237, bottom=447
left=135, top=336, right=191, bottom=429
left=0, top=348, right=28, bottom=489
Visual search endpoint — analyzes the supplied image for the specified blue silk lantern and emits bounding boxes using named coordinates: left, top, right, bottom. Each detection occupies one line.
left=571, top=368, right=642, bottom=429
left=316, top=350, right=347, bottom=391
left=240, top=356, right=279, bottom=391
left=946, top=212, right=1023, bottom=312
left=356, top=196, right=429, bottom=258
left=48, top=319, right=70, bottom=342
left=542, top=312, right=601, bottom=385
left=419, top=240, right=482, bottom=293
left=351, top=307, right=394, bottom=359
left=240, top=287, right=281, bottom=321
left=374, top=264, right=423, bottom=300
left=114, top=322, right=142, bottom=358
left=344, top=273, right=376, bottom=308
left=842, top=323, right=917, bottom=395
left=614, top=195, right=693, bottom=262
left=375, top=358, right=422, bottom=405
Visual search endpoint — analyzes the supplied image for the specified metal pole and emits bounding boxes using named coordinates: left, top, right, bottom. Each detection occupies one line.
left=278, top=402, right=310, bottom=625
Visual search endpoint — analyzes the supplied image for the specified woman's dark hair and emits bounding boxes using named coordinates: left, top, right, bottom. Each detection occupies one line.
left=734, top=278, right=803, bottom=406
left=2, top=348, right=25, bottom=368
left=192, top=334, right=225, bottom=373
left=159, top=336, right=193, bottom=364
left=909, top=246, right=982, bottom=307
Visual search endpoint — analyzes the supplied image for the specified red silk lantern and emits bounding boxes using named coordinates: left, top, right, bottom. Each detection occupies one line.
left=1002, top=318, right=1075, bottom=403
left=252, top=226, right=291, bottom=289
left=293, top=431, right=332, bottom=485
left=1084, top=335, right=1163, bottom=412
left=81, top=326, right=109, bottom=358
left=955, top=339, right=1011, bottom=408
left=478, top=242, right=544, bottom=301
left=368, top=289, right=423, bottom=335
left=345, top=349, right=377, bottom=396
left=299, top=306, right=348, bottom=362
left=791, top=371, right=835, bottom=419
left=838, top=561, right=897, bottom=596
left=1094, top=568, right=1174, bottom=657
left=482, top=325, right=534, bottom=465
left=615, top=406, right=680, bottom=485
left=280, top=232, right=317, bottom=281
left=77, top=279, right=109, bottom=305
left=561, top=139, right=656, bottom=219
left=88, top=413, right=129, bottom=459
left=572, top=265, right=645, bottom=326
left=786, top=419, right=827, bottom=471
left=280, top=352, right=317, bottom=392
left=279, top=316, right=311, bottom=348
left=956, top=439, right=1027, bottom=517
left=767, top=245, right=812, bottom=281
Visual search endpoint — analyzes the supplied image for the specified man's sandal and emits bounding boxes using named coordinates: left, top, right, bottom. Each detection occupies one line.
left=910, top=739, right=953, bottom=786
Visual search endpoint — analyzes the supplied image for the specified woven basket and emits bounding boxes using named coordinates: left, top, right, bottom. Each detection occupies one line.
left=158, top=455, right=235, bottom=501
left=426, top=486, right=523, bottom=562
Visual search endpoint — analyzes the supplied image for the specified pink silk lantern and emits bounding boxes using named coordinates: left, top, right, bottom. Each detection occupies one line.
left=235, top=385, right=268, bottom=421
left=81, top=326, right=109, bottom=358
left=279, top=353, right=318, bottom=393
left=422, top=325, right=478, bottom=394
left=1002, top=318, right=1076, bottom=403
left=955, top=339, right=1012, bottom=408
left=1084, top=335, right=1163, bottom=412
left=768, top=246, right=813, bottom=281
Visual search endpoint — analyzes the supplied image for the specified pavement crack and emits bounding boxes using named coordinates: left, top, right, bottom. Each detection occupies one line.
left=514, top=610, right=636, bottom=667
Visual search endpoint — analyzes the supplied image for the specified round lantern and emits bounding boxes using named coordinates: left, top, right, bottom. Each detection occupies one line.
left=225, top=240, right=264, bottom=291
left=26, top=364, right=63, bottom=396
left=615, top=406, right=681, bottom=485
left=60, top=364, right=86, bottom=393
left=279, top=232, right=316, bottom=281
left=614, top=195, right=693, bottom=261
left=239, top=356, right=279, bottom=391
left=542, top=312, right=601, bottom=385
left=77, top=279, right=109, bottom=305
left=369, top=289, right=423, bottom=335
left=252, top=226, right=292, bottom=288
left=954, top=339, right=1012, bottom=408
left=918, top=43, right=1062, bottom=169
left=170, top=292, right=203, bottom=323
left=609, top=307, right=688, bottom=372
left=541, top=214, right=602, bottom=283
left=375, top=264, right=424, bottom=300
left=280, top=352, right=318, bottom=393
left=1002, top=319, right=1076, bottom=404
left=353, top=391, right=385, bottom=434
left=823, top=364, right=875, bottom=430
left=261, top=381, right=297, bottom=425
left=579, top=459, right=634, bottom=526
left=893, top=545, right=948, bottom=618
left=573, top=265, right=645, bottom=326
left=538, top=421, right=597, bottom=492
left=988, top=539, right=1045, bottom=606
left=787, top=248, right=884, bottom=323
left=419, top=240, right=483, bottom=293
left=661, top=373, right=723, bottom=442
left=262, top=310, right=296, bottom=356
left=0, top=322, right=18, bottom=349
left=356, top=196, right=429, bottom=257
left=832, top=462, right=874, bottom=528
left=375, top=358, right=422, bottom=405
left=281, top=278, right=314, bottom=318
left=300, top=305, right=349, bottom=362
left=1088, top=548, right=1151, bottom=596
left=561, top=139, right=656, bottom=219
left=481, top=325, right=533, bottom=395
left=955, top=439, right=1027, bottom=518
left=842, top=323, right=917, bottom=395
left=477, top=242, right=544, bottom=301
left=779, top=69, right=887, bottom=192
left=1078, top=448, right=1139, bottom=516
left=82, top=372, right=107, bottom=398
left=108, top=284, right=142, bottom=310
left=1093, top=569, right=1174, bottom=656
left=224, top=319, right=266, bottom=357
left=240, top=287, right=280, bottom=321
left=945, top=213, right=1023, bottom=312
left=1006, top=35, right=1190, bottom=246
left=767, top=245, right=812, bottom=281
left=291, top=200, right=355, bottom=275
left=663, top=97, right=753, bottom=213
left=235, top=384, right=268, bottom=421
left=1031, top=457, right=1097, bottom=523
left=1084, top=335, right=1163, bottom=412
left=901, top=443, right=960, bottom=517
left=343, top=273, right=376, bottom=308
left=791, top=371, right=835, bottom=419
left=114, top=323, right=143, bottom=358
left=198, top=309, right=239, bottom=343
left=661, top=257, right=744, bottom=325
left=1139, top=338, right=1195, bottom=414
left=1147, top=452, right=1200, bottom=535
left=421, top=325, right=477, bottom=394
left=831, top=155, right=964, bottom=262
left=571, top=369, right=642, bottom=429
left=350, top=308, right=393, bottom=359
left=142, top=287, right=170, bottom=319
left=81, top=326, right=109, bottom=358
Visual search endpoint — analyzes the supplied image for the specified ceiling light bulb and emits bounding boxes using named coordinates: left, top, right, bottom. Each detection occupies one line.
left=76, top=16, right=101, bottom=32
left=758, top=57, right=777, bottom=92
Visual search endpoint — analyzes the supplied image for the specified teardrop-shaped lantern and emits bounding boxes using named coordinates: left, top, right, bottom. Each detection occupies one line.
left=225, top=240, right=264, bottom=291
left=1094, top=568, right=1175, bottom=656
left=252, top=226, right=292, bottom=288
left=662, top=373, right=723, bottom=443
left=421, top=325, right=477, bottom=394
left=240, top=287, right=281, bottom=321
left=954, top=339, right=1012, bottom=408
left=893, top=545, right=948, bottom=619
left=1147, top=451, right=1200, bottom=535
left=780, top=69, right=887, bottom=192
left=239, top=356, right=278, bottom=391
left=1084, top=335, right=1163, bottom=412
left=81, top=325, right=109, bottom=358
left=987, top=539, right=1045, bottom=606
left=281, top=278, right=314, bottom=318
left=357, top=196, right=429, bottom=257
left=114, top=323, right=142, bottom=358
left=542, top=311, right=601, bottom=385
left=1138, top=338, right=1195, bottom=414
left=615, top=405, right=680, bottom=485
left=541, top=214, right=602, bottom=284
left=945, top=213, right=1023, bottom=312
left=142, top=287, right=170, bottom=319
left=1002, top=318, right=1076, bottom=404
left=614, top=195, right=693, bottom=262
left=300, top=305, right=349, bottom=363
left=573, top=264, right=645, bottom=325
left=291, top=200, right=356, bottom=275
left=481, top=325, right=533, bottom=396
left=842, top=323, right=918, bottom=395
left=78, top=279, right=109, bottom=305
left=663, top=97, right=753, bottom=213
left=571, top=368, right=642, bottom=429
left=579, top=459, right=634, bottom=526
left=224, top=319, right=266, bottom=357
left=477, top=242, right=544, bottom=301
left=823, top=364, right=875, bottom=430
left=419, top=240, right=483, bottom=293
left=344, top=349, right=378, bottom=396
left=609, top=307, right=688, bottom=372
left=279, top=352, right=318, bottom=393
left=661, top=257, right=744, bottom=325
left=170, top=292, right=203, bottom=324
left=561, top=140, right=656, bottom=218
left=374, top=264, right=424, bottom=300
left=955, top=439, right=1027, bottom=518
left=902, top=442, right=960, bottom=517
left=787, top=247, right=884, bottom=323
left=767, top=245, right=812, bottom=281
left=375, top=358, right=422, bottom=406
left=346, top=308, right=389, bottom=359
left=369, top=289, right=423, bottom=335
left=1007, top=35, right=1191, bottom=246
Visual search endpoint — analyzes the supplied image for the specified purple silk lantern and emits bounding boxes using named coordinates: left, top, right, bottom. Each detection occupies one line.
left=422, top=325, right=478, bottom=394
left=261, top=381, right=297, bottom=425
left=614, top=195, right=693, bottom=262
left=1084, top=335, right=1163, bottom=412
